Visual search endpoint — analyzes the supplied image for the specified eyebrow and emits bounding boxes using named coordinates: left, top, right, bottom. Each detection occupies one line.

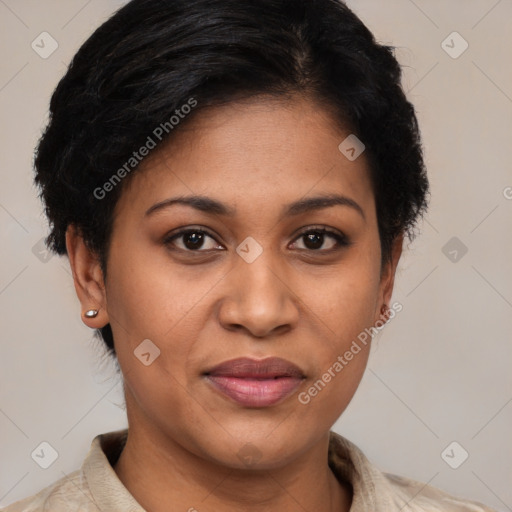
left=145, top=193, right=365, bottom=221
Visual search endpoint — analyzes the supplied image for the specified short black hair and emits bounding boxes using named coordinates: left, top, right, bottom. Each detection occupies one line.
left=34, top=0, right=429, bottom=358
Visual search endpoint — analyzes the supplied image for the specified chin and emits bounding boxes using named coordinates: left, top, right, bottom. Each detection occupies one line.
left=194, top=426, right=316, bottom=471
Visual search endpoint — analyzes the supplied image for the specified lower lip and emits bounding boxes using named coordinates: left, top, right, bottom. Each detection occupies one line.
left=205, top=375, right=303, bottom=407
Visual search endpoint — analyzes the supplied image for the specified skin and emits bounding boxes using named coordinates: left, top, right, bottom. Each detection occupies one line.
left=66, top=94, right=403, bottom=512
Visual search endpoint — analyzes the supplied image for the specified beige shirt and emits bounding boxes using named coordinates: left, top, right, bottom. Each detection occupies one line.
left=2, top=429, right=496, bottom=512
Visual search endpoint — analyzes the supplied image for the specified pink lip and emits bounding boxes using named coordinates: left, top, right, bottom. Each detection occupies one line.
left=203, top=357, right=305, bottom=408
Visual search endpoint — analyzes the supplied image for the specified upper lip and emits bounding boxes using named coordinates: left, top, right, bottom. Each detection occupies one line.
left=204, top=357, right=305, bottom=379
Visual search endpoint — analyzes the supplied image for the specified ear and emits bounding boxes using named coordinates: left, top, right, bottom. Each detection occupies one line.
left=65, top=225, right=109, bottom=329
left=374, top=232, right=404, bottom=324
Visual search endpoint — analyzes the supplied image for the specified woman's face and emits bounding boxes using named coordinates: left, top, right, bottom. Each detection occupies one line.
left=79, top=95, right=401, bottom=469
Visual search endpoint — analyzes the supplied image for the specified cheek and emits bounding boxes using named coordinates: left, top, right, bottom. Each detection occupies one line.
left=106, top=266, right=207, bottom=430
left=302, top=283, right=375, bottom=377
left=104, top=247, right=225, bottom=402
left=105, top=243, right=208, bottom=340
left=293, top=253, right=380, bottom=414
left=295, top=278, right=378, bottom=420
left=304, top=253, right=381, bottom=342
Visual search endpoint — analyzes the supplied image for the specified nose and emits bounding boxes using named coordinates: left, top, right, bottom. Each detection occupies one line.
left=217, top=250, right=300, bottom=338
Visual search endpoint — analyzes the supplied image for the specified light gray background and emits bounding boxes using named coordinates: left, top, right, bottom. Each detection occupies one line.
left=1, top=0, right=511, bottom=509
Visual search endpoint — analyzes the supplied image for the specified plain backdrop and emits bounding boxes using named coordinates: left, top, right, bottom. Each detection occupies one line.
left=1, top=0, right=511, bottom=509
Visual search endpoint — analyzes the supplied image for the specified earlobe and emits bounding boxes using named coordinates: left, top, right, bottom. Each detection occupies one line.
left=65, top=225, right=109, bottom=329
left=376, top=233, right=404, bottom=323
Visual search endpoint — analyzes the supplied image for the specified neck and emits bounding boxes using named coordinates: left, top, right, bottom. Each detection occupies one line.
left=113, top=423, right=352, bottom=512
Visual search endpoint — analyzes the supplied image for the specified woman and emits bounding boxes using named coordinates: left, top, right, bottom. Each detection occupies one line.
left=3, top=0, right=496, bottom=510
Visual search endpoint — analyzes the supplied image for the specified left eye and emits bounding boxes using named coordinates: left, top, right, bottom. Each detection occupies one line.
left=291, top=228, right=349, bottom=251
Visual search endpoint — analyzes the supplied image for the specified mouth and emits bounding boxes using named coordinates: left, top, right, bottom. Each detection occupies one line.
left=203, top=357, right=306, bottom=408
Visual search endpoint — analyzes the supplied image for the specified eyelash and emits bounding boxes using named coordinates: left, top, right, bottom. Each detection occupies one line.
left=163, top=226, right=351, bottom=254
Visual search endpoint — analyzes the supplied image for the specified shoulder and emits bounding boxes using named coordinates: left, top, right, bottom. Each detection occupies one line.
left=2, top=429, right=134, bottom=512
left=328, top=431, right=497, bottom=512
left=381, top=471, right=497, bottom=512
left=1, top=469, right=98, bottom=512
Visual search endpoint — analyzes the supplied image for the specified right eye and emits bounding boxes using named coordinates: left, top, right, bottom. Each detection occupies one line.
left=163, top=228, right=224, bottom=252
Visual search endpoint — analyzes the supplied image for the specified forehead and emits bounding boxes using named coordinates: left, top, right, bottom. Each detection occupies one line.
left=115, top=95, right=375, bottom=221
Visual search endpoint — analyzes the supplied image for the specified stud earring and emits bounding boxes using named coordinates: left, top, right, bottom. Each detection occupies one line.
left=84, top=309, right=99, bottom=318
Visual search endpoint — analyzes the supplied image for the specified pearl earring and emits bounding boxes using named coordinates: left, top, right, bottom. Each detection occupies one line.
left=84, top=309, right=99, bottom=318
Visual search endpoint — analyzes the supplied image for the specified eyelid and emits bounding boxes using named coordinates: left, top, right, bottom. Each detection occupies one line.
left=292, top=225, right=347, bottom=240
